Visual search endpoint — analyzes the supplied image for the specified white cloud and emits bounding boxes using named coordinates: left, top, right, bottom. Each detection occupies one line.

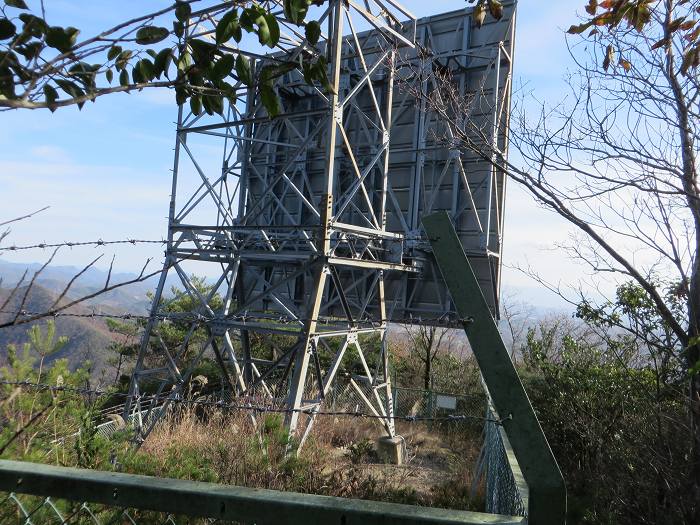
left=28, top=145, right=73, bottom=164
left=0, top=158, right=171, bottom=272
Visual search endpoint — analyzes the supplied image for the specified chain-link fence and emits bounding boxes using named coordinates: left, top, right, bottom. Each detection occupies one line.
left=483, top=405, right=529, bottom=518
left=324, top=380, right=487, bottom=419
left=1, top=492, right=221, bottom=525
left=326, top=380, right=528, bottom=518
left=391, top=386, right=486, bottom=420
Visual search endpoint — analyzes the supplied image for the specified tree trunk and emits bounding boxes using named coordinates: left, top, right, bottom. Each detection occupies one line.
left=424, top=350, right=431, bottom=391
left=688, top=312, right=700, bottom=521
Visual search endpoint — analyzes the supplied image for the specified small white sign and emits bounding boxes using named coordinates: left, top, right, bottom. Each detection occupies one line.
left=436, top=394, right=457, bottom=410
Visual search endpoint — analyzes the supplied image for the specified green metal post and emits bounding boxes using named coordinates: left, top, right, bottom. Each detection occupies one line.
left=422, top=211, right=566, bottom=524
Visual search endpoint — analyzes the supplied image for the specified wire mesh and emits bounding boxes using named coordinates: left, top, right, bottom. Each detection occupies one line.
left=483, top=405, right=528, bottom=518
left=0, top=492, right=225, bottom=525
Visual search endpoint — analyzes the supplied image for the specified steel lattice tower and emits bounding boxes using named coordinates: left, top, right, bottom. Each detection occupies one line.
left=125, top=0, right=419, bottom=445
left=125, top=0, right=516, bottom=448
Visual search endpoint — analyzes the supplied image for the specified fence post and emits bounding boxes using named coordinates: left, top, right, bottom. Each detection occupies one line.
left=426, top=389, right=433, bottom=430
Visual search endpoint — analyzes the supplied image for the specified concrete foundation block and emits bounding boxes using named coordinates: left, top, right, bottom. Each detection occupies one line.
left=376, top=435, right=404, bottom=465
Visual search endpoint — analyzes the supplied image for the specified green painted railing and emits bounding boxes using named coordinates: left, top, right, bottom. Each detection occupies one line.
left=0, top=460, right=525, bottom=525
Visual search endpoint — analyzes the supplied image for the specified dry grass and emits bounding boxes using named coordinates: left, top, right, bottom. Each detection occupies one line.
left=117, top=406, right=485, bottom=510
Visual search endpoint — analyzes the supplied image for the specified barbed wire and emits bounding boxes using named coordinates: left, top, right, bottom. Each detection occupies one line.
left=0, top=309, right=468, bottom=327
left=0, top=239, right=167, bottom=251
left=0, top=380, right=502, bottom=425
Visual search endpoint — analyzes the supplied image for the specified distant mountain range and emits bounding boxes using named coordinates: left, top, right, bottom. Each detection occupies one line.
left=0, top=284, right=120, bottom=379
left=0, top=259, right=569, bottom=380
left=0, top=259, right=174, bottom=379
left=0, top=259, right=163, bottom=314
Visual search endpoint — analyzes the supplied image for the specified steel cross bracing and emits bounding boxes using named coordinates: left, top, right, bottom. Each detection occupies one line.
left=125, top=1, right=516, bottom=447
left=125, top=0, right=419, bottom=445
left=383, top=6, right=515, bottom=321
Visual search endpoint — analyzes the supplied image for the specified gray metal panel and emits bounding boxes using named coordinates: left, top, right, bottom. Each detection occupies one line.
left=239, top=5, right=514, bottom=322
left=384, top=5, right=515, bottom=322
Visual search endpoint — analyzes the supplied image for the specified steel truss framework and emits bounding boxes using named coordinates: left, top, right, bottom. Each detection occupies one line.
left=125, top=0, right=515, bottom=446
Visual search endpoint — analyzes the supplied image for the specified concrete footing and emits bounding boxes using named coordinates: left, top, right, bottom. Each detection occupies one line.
left=376, top=436, right=404, bottom=465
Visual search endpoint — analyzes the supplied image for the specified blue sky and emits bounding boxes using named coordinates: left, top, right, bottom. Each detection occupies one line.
left=0, top=1, right=592, bottom=310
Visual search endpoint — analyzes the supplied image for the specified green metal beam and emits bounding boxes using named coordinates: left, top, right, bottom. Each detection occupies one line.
left=422, top=211, right=566, bottom=525
left=0, top=459, right=525, bottom=525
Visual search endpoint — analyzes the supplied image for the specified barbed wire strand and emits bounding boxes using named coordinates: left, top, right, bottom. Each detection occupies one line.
left=0, top=239, right=167, bottom=251
left=0, top=309, right=468, bottom=327
left=0, top=380, right=505, bottom=425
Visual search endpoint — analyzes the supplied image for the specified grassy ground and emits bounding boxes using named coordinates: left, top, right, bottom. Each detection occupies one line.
left=113, top=407, right=486, bottom=511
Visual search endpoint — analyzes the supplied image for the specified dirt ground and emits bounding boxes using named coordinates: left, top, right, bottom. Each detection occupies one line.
left=315, top=418, right=484, bottom=508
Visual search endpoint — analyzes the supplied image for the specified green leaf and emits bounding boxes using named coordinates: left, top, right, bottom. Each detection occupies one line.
left=146, top=49, right=158, bottom=59
left=239, top=9, right=254, bottom=32
left=260, top=62, right=296, bottom=83
left=18, top=13, right=46, bottom=35
left=0, top=65, right=16, bottom=98
left=232, top=23, right=242, bottom=43
left=212, top=53, right=235, bottom=80
left=190, top=94, right=202, bottom=115
left=189, top=38, right=216, bottom=66
left=0, top=18, right=16, bottom=40
left=305, top=20, right=321, bottom=45
left=216, top=9, right=239, bottom=45
left=216, top=80, right=237, bottom=106
left=45, top=26, right=80, bottom=53
left=202, top=92, right=223, bottom=115
left=105, top=68, right=113, bottom=83
left=264, top=14, right=280, bottom=48
left=283, top=0, right=294, bottom=22
left=116, top=49, right=132, bottom=71
left=137, top=58, right=155, bottom=81
left=135, top=25, right=170, bottom=45
left=302, top=62, right=314, bottom=85
left=202, top=93, right=212, bottom=115
left=175, top=85, right=187, bottom=105
left=119, top=69, right=129, bottom=87
left=55, top=78, right=83, bottom=99
left=43, top=84, right=58, bottom=111
left=284, top=0, right=309, bottom=25
left=154, top=48, right=173, bottom=79
left=132, top=63, right=143, bottom=83
left=9, top=61, right=29, bottom=82
left=177, top=51, right=192, bottom=72
left=310, top=56, right=333, bottom=93
left=260, top=83, right=280, bottom=117
left=107, top=45, right=122, bottom=61
left=175, top=1, right=191, bottom=23
left=15, top=41, right=41, bottom=60
left=235, top=54, right=252, bottom=85
left=4, top=0, right=28, bottom=9
left=252, top=12, right=271, bottom=46
left=68, top=62, right=99, bottom=89
left=173, top=20, right=184, bottom=39
left=210, top=94, right=224, bottom=115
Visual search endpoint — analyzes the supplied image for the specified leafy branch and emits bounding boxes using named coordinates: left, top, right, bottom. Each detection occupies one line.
left=568, top=0, right=700, bottom=74
left=0, top=0, right=330, bottom=116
